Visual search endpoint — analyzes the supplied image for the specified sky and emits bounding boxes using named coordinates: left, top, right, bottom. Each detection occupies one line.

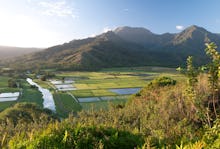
left=0, top=0, right=220, bottom=47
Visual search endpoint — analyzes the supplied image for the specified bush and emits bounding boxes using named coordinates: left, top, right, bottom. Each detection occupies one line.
left=148, top=76, right=176, bottom=88
left=8, top=79, right=17, bottom=88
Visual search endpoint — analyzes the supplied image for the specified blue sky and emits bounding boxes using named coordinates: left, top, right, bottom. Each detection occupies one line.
left=0, top=0, right=220, bottom=47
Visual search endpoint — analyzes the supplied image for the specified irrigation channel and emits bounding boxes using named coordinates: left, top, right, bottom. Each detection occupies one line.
left=26, top=78, right=56, bottom=112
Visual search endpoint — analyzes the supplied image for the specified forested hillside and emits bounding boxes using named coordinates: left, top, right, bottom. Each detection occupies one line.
left=9, top=25, right=220, bottom=71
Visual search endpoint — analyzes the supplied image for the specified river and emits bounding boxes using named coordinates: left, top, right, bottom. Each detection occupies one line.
left=26, top=78, right=56, bottom=112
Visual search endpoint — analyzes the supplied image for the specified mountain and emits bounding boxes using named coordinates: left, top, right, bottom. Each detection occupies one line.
left=9, top=25, right=220, bottom=70
left=0, top=46, right=43, bottom=59
left=114, top=26, right=174, bottom=46
left=169, top=25, right=220, bottom=63
left=114, top=26, right=157, bottom=45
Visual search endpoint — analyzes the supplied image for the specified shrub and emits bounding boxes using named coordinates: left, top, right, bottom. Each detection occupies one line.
left=8, top=79, right=17, bottom=88
left=9, top=124, right=144, bottom=149
left=148, top=76, right=176, bottom=88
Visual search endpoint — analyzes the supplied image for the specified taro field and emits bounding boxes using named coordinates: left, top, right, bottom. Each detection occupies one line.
left=44, top=66, right=183, bottom=115
left=0, top=76, right=44, bottom=112
left=0, top=66, right=183, bottom=117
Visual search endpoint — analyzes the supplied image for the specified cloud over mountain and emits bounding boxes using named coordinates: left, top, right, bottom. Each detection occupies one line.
left=176, top=25, right=184, bottom=30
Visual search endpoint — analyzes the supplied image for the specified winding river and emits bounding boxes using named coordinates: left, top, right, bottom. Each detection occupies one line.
left=26, top=78, right=56, bottom=112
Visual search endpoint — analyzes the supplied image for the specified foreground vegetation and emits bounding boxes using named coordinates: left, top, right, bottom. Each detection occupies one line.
left=1, top=72, right=219, bottom=148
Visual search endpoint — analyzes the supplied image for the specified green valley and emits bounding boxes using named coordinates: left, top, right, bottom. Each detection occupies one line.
left=1, top=25, right=220, bottom=148
left=1, top=66, right=180, bottom=116
left=2, top=0, right=220, bottom=148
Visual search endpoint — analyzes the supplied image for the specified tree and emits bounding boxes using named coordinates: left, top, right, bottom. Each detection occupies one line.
left=8, top=79, right=17, bottom=88
left=183, top=56, right=199, bottom=121
left=186, top=56, right=198, bottom=88
left=205, top=42, right=220, bottom=118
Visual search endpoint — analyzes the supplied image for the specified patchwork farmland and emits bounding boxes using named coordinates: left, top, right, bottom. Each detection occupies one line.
left=0, top=66, right=182, bottom=117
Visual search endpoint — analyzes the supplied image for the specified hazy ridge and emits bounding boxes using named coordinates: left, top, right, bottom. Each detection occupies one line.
left=0, top=46, right=43, bottom=59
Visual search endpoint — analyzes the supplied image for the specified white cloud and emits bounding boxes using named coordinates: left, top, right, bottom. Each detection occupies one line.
left=38, top=1, right=77, bottom=18
left=176, top=25, right=184, bottom=30
left=89, top=34, right=97, bottom=38
left=103, top=27, right=113, bottom=33
left=88, top=27, right=115, bottom=38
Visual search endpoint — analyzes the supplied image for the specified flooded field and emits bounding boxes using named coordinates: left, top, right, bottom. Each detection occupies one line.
left=77, top=97, right=100, bottom=102
left=50, top=79, right=76, bottom=91
left=0, top=92, right=19, bottom=102
left=109, top=88, right=141, bottom=95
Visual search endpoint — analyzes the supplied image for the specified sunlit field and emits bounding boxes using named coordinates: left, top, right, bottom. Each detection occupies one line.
left=0, top=66, right=183, bottom=116
left=36, top=66, right=183, bottom=113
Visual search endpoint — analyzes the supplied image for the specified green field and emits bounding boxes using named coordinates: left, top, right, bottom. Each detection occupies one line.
left=0, top=76, right=20, bottom=93
left=80, top=99, right=127, bottom=111
left=70, top=89, right=117, bottom=98
left=18, top=80, right=44, bottom=107
left=34, top=79, right=55, bottom=90
left=0, top=78, right=44, bottom=111
left=0, top=101, right=15, bottom=112
left=0, top=76, right=10, bottom=87
left=80, top=98, right=128, bottom=111
left=48, top=66, right=182, bottom=114
left=53, top=92, right=82, bottom=117
left=55, top=67, right=182, bottom=97
left=0, top=76, right=19, bottom=111
left=0, top=66, right=183, bottom=117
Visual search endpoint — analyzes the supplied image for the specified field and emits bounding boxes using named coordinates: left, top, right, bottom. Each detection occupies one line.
left=0, top=76, right=20, bottom=111
left=0, top=66, right=183, bottom=116
left=18, top=80, right=44, bottom=107
left=0, top=76, right=20, bottom=92
left=0, top=101, right=15, bottom=111
left=53, top=92, right=82, bottom=117
left=0, top=78, right=44, bottom=111
left=48, top=66, right=182, bottom=112
left=56, top=67, right=182, bottom=97
left=0, top=76, right=10, bottom=88
left=80, top=96, right=129, bottom=111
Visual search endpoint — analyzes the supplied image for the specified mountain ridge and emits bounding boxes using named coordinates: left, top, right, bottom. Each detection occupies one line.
left=0, top=46, right=43, bottom=60
left=7, top=25, right=220, bottom=70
